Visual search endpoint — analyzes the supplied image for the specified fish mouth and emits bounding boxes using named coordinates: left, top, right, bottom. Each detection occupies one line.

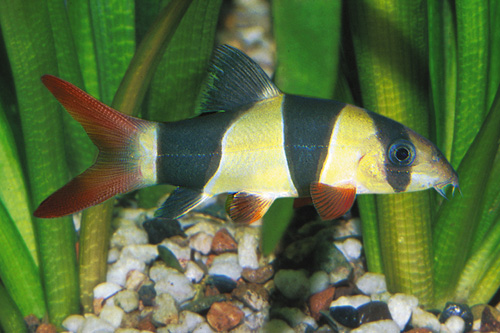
left=433, top=173, right=460, bottom=199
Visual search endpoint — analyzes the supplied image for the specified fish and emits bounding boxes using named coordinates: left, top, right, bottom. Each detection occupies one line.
left=34, top=45, right=459, bottom=223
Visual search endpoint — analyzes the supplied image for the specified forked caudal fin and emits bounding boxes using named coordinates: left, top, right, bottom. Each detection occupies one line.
left=34, top=75, right=158, bottom=218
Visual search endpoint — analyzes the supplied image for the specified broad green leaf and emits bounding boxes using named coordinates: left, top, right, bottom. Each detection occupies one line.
left=450, top=0, right=489, bottom=167
left=0, top=201, right=45, bottom=318
left=262, top=198, right=294, bottom=255
left=433, top=85, right=500, bottom=306
left=0, top=98, right=37, bottom=266
left=272, top=0, right=342, bottom=98
left=346, top=0, right=434, bottom=307
left=0, top=1, right=79, bottom=325
left=78, top=0, right=193, bottom=312
left=0, top=283, right=27, bottom=333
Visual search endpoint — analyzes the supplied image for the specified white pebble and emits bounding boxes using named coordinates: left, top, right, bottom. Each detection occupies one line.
left=189, top=232, right=213, bottom=255
left=62, top=314, right=85, bottom=332
left=120, top=244, right=158, bottom=264
left=99, top=305, right=124, bottom=328
left=330, top=295, right=371, bottom=309
left=160, top=311, right=205, bottom=333
left=335, top=238, right=362, bottom=260
left=114, top=289, right=139, bottom=313
left=387, top=293, right=419, bottom=330
left=79, top=314, right=115, bottom=333
left=443, top=315, right=465, bottom=333
left=238, top=230, right=259, bottom=269
left=184, top=261, right=205, bottom=283
left=192, top=321, right=216, bottom=332
left=93, top=282, right=123, bottom=300
left=309, top=271, right=330, bottom=295
left=110, top=225, right=148, bottom=248
left=184, top=220, right=219, bottom=237
left=106, top=257, right=146, bottom=286
left=159, top=240, right=191, bottom=262
left=356, top=272, right=387, bottom=295
left=107, top=247, right=121, bottom=263
left=153, top=293, right=179, bottom=326
left=208, top=253, right=243, bottom=281
left=151, top=266, right=195, bottom=304
left=411, top=307, right=441, bottom=332
left=351, top=319, right=400, bottom=333
left=115, top=329, right=140, bottom=333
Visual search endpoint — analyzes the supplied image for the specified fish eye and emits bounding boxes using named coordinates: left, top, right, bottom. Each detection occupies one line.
left=388, top=139, right=415, bottom=166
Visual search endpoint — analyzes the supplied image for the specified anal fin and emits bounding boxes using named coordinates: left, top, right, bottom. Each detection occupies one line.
left=156, top=187, right=210, bottom=219
left=226, top=192, right=274, bottom=224
left=310, top=182, right=356, bottom=220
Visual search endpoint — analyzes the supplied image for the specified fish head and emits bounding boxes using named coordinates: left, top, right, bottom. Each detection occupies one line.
left=355, top=113, right=459, bottom=197
left=403, top=129, right=459, bottom=198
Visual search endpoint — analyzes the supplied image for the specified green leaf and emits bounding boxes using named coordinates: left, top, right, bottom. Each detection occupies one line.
left=0, top=0, right=79, bottom=325
left=0, top=201, right=45, bottom=318
left=0, top=282, right=27, bottom=333
left=262, top=198, right=294, bottom=255
left=346, top=0, right=434, bottom=307
left=450, top=0, right=489, bottom=167
left=272, top=0, right=342, bottom=98
left=433, top=85, right=500, bottom=306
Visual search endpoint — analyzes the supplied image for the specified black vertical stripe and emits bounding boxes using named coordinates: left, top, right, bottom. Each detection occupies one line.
left=367, top=111, right=412, bottom=192
left=282, top=95, right=344, bottom=196
left=157, top=110, right=242, bottom=189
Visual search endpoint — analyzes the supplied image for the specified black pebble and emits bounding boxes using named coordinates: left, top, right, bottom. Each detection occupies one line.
left=330, top=305, right=360, bottom=328
left=358, top=301, right=392, bottom=324
left=138, top=281, right=156, bottom=307
left=439, top=302, right=473, bottom=332
left=207, top=274, right=237, bottom=294
left=143, top=217, right=186, bottom=244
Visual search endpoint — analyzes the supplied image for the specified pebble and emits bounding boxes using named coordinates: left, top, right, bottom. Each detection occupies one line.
left=309, top=271, right=330, bottom=295
left=271, top=307, right=317, bottom=329
left=351, top=319, right=400, bottom=333
left=330, top=295, right=371, bottom=309
left=232, top=283, right=269, bottom=311
left=237, top=227, right=260, bottom=269
left=274, top=269, right=310, bottom=300
left=138, top=281, right=156, bottom=306
left=207, top=274, right=237, bottom=294
left=110, top=224, right=148, bottom=248
left=442, top=315, right=465, bottom=333
left=107, top=247, right=121, bottom=263
left=153, top=293, right=179, bottom=326
left=208, top=253, right=243, bottom=281
left=114, top=289, right=139, bottom=313
left=184, top=220, right=219, bottom=237
left=193, top=322, right=216, bottom=332
left=159, top=239, right=191, bottom=263
left=329, top=305, right=360, bottom=328
left=189, top=232, right=214, bottom=255
left=355, top=272, right=387, bottom=295
left=335, top=237, right=363, bottom=261
left=439, top=302, right=473, bottom=332
left=411, top=307, right=441, bottom=332
left=358, top=301, right=392, bottom=324
left=120, top=244, right=158, bottom=264
left=206, top=301, right=244, bottom=331
left=262, top=319, right=294, bottom=333
left=143, top=217, right=185, bottom=244
left=309, top=286, right=335, bottom=321
left=241, top=265, right=274, bottom=284
left=124, top=270, right=148, bottom=291
left=106, top=257, right=146, bottom=286
left=211, top=228, right=238, bottom=254
left=151, top=266, right=196, bottom=304
left=480, top=306, right=500, bottom=331
left=184, top=260, right=205, bottom=283
left=160, top=311, right=205, bottom=333
left=79, top=314, right=116, bottom=333
left=99, top=305, right=125, bottom=328
left=387, top=293, right=419, bottom=330
left=94, top=282, right=123, bottom=300
left=62, top=314, right=85, bottom=332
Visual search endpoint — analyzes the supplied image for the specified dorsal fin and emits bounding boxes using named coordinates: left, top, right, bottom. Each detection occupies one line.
left=198, top=44, right=281, bottom=113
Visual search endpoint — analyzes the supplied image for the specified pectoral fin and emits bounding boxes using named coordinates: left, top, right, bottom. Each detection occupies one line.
left=310, top=182, right=356, bottom=220
left=156, top=187, right=210, bottom=219
left=226, top=192, right=274, bottom=224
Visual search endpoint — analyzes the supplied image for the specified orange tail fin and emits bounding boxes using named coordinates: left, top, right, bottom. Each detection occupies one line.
left=34, top=75, right=158, bottom=218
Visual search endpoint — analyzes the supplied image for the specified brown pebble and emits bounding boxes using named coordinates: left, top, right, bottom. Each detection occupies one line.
left=334, top=283, right=357, bottom=299
left=242, top=265, right=274, bottom=284
left=309, top=287, right=335, bottom=321
left=481, top=306, right=500, bottom=332
left=232, top=283, right=269, bottom=311
left=24, top=314, right=40, bottom=332
left=35, top=323, right=57, bottom=333
left=137, top=315, right=156, bottom=332
left=205, top=284, right=221, bottom=297
left=211, top=229, right=238, bottom=254
left=93, top=297, right=105, bottom=315
left=207, top=301, right=244, bottom=332
left=406, top=329, right=433, bottom=333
